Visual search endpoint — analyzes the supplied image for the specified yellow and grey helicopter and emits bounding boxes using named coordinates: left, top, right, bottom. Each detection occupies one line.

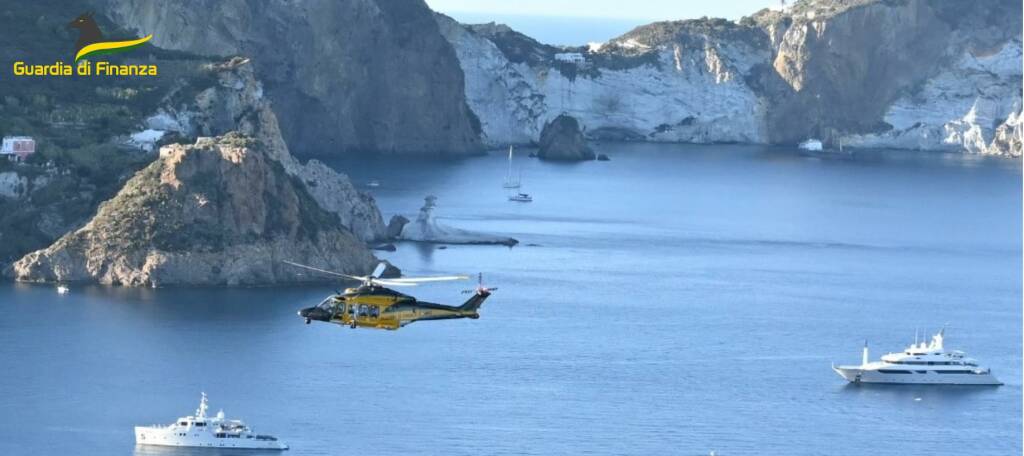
left=285, top=261, right=496, bottom=331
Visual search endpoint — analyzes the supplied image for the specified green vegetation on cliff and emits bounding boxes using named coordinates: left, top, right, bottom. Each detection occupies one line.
left=0, top=0, right=225, bottom=266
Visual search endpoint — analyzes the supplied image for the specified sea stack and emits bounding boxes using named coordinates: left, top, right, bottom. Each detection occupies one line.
left=537, top=114, right=595, bottom=161
left=399, top=196, right=518, bottom=246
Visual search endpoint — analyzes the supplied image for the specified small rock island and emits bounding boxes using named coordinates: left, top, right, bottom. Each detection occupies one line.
left=397, top=196, right=517, bottom=246
left=537, top=114, right=595, bottom=161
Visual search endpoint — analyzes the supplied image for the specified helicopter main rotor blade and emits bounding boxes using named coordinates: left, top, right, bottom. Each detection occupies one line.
left=282, top=260, right=367, bottom=282
left=386, top=275, right=470, bottom=283
left=372, top=279, right=419, bottom=287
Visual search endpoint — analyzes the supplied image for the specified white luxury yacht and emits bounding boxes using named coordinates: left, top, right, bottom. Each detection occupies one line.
left=135, top=393, right=288, bottom=450
left=832, top=329, right=1001, bottom=385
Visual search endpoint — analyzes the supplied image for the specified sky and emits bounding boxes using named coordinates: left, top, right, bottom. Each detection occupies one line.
left=426, top=0, right=780, bottom=45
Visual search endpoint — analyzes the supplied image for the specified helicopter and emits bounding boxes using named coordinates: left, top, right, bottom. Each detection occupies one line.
left=285, top=261, right=496, bottom=331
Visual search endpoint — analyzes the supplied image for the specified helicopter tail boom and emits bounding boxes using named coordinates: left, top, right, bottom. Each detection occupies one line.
left=458, top=288, right=492, bottom=313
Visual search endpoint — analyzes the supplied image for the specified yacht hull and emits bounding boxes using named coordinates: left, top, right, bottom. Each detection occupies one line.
left=832, top=366, right=1002, bottom=385
left=135, top=426, right=289, bottom=450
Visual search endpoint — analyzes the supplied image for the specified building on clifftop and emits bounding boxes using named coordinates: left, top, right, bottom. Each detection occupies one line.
left=1, top=136, right=36, bottom=162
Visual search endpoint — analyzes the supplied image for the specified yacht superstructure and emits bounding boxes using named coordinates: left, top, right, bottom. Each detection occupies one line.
left=832, top=330, right=1001, bottom=385
left=134, top=393, right=288, bottom=450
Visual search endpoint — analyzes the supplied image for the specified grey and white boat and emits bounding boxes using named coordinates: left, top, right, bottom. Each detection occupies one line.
left=134, top=393, right=288, bottom=450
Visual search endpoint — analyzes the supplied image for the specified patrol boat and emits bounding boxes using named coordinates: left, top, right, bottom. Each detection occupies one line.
left=832, top=329, right=1001, bottom=385
left=134, top=393, right=288, bottom=450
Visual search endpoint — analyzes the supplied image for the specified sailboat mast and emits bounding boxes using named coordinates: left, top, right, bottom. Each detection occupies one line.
left=507, top=145, right=514, bottom=181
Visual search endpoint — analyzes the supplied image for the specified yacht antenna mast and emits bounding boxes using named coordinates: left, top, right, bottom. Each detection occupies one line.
left=196, top=392, right=209, bottom=419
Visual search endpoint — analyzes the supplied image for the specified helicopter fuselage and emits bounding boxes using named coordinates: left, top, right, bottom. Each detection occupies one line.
left=298, top=285, right=491, bottom=330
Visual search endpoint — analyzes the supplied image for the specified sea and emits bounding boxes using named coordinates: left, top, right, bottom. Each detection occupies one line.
left=0, top=143, right=1020, bottom=455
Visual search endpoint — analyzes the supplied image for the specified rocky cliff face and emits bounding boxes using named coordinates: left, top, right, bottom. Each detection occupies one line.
left=156, top=58, right=387, bottom=241
left=436, top=14, right=769, bottom=146
left=438, top=0, right=1022, bottom=156
left=1, top=4, right=388, bottom=282
left=759, top=0, right=1022, bottom=154
left=10, top=133, right=377, bottom=286
left=102, top=0, right=483, bottom=156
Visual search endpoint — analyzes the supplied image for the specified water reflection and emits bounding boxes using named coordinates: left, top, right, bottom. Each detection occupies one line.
left=134, top=445, right=286, bottom=456
left=837, top=382, right=1001, bottom=403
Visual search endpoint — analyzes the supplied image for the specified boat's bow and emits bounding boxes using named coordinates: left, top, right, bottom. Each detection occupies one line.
left=832, top=364, right=864, bottom=383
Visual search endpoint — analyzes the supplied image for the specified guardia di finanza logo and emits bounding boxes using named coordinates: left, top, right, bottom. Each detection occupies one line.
left=12, top=12, right=156, bottom=77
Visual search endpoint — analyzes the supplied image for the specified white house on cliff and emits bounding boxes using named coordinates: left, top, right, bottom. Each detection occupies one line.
left=1, top=136, right=36, bottom=162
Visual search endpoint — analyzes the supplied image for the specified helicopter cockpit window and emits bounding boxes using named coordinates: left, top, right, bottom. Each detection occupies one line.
left=317, top=297, right=335, bottom=310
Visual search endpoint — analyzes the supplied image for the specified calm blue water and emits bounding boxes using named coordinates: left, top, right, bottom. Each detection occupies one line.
left=0, top=144, right=1020, bottom=455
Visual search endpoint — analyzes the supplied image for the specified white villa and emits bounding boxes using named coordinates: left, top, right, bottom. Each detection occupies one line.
left=1, top=136, right=36, bottom=162
left=554, top=52, right=586, bottom=64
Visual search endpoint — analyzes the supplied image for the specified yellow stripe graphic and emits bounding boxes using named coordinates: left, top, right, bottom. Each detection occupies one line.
left=75, top=35, right=153, bottom=63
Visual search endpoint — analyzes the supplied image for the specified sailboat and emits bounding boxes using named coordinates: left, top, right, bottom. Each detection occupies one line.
left=502, top=145, right=521, bottom=189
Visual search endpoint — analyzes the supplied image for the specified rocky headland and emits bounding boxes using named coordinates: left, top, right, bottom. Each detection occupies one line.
left=0, top=3, right=388, bottom=283
left=9, top=133, right=377, bottom=286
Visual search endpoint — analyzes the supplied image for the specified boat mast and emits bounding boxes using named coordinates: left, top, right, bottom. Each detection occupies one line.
left=507, top=145, right=514, bottom=183
left=861, top=341, right=869, bottom=366
left=196, top=392, right=209, bottom=419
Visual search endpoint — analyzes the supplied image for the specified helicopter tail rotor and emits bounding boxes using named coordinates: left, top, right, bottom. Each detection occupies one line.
left=461, top=273, right=497, bottom=295
left=458, top=275, right=493, bottom=313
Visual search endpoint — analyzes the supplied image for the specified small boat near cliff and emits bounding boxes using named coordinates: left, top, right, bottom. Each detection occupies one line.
left=508, top=192, right=533, bottom=202
left=798, top=138, right=823, bottom=151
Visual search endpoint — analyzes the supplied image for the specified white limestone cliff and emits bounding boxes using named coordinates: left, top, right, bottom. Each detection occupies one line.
left=435, top=14, right=767, bottom=147
left=436, top=1, right=1022, bottom=157
left=843, top=39, right=1023, bottom=156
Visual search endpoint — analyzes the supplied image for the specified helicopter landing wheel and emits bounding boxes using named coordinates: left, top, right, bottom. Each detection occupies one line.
left=305, top=318, right=311, bottom=325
